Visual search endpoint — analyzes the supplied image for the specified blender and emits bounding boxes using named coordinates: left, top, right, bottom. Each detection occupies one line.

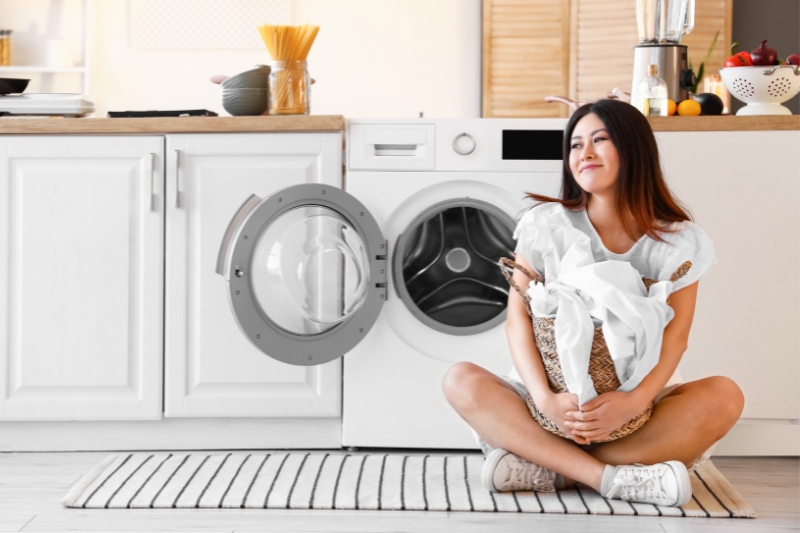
left=631, top=0, right=697, bottom=106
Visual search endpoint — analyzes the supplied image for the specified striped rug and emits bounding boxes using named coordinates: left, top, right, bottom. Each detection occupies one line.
left=61, top=452, right=755, bottom=517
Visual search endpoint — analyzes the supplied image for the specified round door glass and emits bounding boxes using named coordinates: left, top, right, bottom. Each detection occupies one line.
left=398, top=204, right=515, bottom=329
left=251, top=205, right=370, bottom=336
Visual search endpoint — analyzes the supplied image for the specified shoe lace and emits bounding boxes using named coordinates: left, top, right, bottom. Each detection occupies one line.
left=607, top=464, right=668, bottom=502
left=507, top=458, right=555, bottom=492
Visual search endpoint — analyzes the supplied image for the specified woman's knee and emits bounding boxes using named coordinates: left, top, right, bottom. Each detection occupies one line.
left=679, top=376, right=744, bottom=433
left=704, top=376, right=745, bottom=420
left=441, top=362, right=486, bottom=410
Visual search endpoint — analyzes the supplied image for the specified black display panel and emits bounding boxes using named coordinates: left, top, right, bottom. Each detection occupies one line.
left=502, top=130, right=563, bottom=160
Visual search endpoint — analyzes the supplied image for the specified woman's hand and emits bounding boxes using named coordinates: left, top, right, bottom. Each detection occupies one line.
left=537, top=391, right=593, bottom=445
left=563, top=391, right=650, bottom=443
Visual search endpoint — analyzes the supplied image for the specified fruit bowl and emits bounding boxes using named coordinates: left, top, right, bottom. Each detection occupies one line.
left=720, top=65, right=800, bottom=115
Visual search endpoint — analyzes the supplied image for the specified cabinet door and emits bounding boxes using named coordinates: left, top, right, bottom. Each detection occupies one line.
left=164, top=133, right=343, bottom=417
left=0, top=136, right=164, bottom=420
left=571, top=0, right=731, bottom=104
left=482, top=0, right=571, bottom=118
left=657, top=131, right=800, bottom=421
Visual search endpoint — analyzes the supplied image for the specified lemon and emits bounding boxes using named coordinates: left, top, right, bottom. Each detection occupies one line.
left=677, top=99, right=701, bottom=117
left=667, top=99, right=677, bottom=116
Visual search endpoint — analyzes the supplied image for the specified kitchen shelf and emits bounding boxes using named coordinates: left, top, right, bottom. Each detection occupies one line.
left=1, top=0, right=92, bottom=95
left=0, top=66, right=87, bottom=74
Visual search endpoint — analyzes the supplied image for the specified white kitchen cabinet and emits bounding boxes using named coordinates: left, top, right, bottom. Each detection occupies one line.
left=656, top=130, right=800, bottom=455
left=0, top=135, right=164, bottom=419
left=163, top=133, right=343, bottom=417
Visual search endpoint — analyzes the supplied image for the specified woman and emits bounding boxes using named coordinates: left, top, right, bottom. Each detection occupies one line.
left=442, top=99, right=744, bottom=507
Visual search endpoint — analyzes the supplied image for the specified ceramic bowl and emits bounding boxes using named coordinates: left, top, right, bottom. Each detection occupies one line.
left=0, top=77, right=30, bottom=95
left=221, top=88, right=269, bottom=116
left=720, top=65, right=800, bottom=116
left=221, top=66, right=270, bottom=89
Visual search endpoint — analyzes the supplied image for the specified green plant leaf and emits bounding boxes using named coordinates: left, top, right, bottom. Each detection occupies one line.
left=691, top=63, right=705, bottom=94
left=690, top=30, right=719, bottom=94
left=704, top=30, right=720, bottom=65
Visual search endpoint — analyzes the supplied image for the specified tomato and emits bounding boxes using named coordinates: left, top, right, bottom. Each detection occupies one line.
left=724, top=53, right=753, bottom=67
left=724, top=42, right=754, bottom=68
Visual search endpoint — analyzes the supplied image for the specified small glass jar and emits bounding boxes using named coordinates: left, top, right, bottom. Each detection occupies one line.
left=269, top=60, right=310, bottom=115
left=0, top=30, right=10, bottom=66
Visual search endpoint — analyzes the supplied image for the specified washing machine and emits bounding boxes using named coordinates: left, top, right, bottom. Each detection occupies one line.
left=217, top=118, right=566, bottom=449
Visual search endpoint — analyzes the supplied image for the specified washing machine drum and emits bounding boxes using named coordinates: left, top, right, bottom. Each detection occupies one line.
left=393, top=200, right=516, bottom=335
left=217, top=184, right=387, bottom=366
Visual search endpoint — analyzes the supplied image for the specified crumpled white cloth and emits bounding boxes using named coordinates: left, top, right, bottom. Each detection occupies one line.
left=526, top=224, right=675, bottom=406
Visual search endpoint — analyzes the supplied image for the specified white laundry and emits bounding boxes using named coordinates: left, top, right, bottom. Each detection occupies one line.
left=525, top=223, right=675, bottom=406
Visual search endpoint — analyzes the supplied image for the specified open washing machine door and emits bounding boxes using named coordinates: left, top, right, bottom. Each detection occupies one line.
left=216, top=183, right=387, bottom=366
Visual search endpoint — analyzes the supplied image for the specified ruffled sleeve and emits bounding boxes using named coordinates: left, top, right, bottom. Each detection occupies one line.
left=513, top=206, right=546, bottom=277
left=657, top=222, right=717, bottom=293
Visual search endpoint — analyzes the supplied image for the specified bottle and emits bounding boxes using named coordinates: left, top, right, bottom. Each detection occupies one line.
left=635, top=64, right=668, bottom=116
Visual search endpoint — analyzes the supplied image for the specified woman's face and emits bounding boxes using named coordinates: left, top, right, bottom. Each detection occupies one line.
left=568, top=113, right=620, bottom=197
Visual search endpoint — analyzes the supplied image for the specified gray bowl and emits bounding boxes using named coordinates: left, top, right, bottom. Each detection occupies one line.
left=221, top=66, right=270, bottom=89
left=221, top=88, right=269, bottom=116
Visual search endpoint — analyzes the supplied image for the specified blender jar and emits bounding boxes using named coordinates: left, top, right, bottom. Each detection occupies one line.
left=636, top=0, right=660, bottom=44
left=664, top=0, right=694, bottom=43
left=636, top=0, right=695, bottom=44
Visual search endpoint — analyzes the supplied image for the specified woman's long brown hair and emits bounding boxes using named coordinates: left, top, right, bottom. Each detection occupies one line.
left=526, top=99, right=692, bottom=242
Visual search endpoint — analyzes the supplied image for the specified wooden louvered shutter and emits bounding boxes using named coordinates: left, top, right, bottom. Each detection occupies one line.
left=482, top=0, right=571, bottom=118
left=571, top=0, right=638, bottom=104
left=572, top=0, right=731, bottom=102
left=483, top=0, right=732, bottom=117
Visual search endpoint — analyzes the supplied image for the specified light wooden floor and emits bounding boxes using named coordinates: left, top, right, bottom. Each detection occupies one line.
left=0, top=452, right=797, bottom=533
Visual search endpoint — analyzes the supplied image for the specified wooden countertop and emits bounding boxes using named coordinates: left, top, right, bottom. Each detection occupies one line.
left=0, top=114, right=796, bottom=134
left=647, top=115, right=800, bottom=131
left=0, top=115, right=345, bottom=134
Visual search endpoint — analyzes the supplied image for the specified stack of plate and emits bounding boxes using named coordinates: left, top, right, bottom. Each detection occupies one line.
left=0, top=77, right=94, bottom=117
left=0, top=93, right=95, bottom=117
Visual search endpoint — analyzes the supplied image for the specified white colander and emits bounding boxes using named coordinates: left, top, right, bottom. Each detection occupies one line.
left=719, top=65, right=800, bottom=116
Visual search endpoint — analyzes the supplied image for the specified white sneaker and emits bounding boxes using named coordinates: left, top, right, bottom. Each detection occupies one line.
left=481, top=448, right=557, bottom=493
left=601, top=461, right=692, bottom=507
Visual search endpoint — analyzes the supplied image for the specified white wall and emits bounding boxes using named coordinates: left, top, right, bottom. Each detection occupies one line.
left=6, top=0, right=481, bottom=118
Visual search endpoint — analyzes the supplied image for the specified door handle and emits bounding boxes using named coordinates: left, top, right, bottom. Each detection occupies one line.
left=148, top=153, right=155, bottom=211
left=174, top=149, right=181, bottom=208
left=216, top=194, right=263, bottom=279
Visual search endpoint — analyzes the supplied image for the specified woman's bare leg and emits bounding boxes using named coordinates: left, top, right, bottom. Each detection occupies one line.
left=587, top=377, right=744, bottom=467
left=442, top=362, right=606, bottom=491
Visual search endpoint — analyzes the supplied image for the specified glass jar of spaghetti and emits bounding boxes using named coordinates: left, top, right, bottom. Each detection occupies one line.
left=269, top=60, right=310, bottom=115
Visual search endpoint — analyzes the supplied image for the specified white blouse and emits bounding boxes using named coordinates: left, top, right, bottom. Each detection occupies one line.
left=513, top=201, right=717, bottom=293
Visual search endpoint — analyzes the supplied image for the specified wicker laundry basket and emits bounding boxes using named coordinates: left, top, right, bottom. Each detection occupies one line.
left=499, top=257, right=693, bottom=442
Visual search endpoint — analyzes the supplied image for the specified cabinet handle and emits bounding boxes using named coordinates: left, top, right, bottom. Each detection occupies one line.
left=148, top=153, right=155, bottom=211
left=174, top=149, right=181, bottom=208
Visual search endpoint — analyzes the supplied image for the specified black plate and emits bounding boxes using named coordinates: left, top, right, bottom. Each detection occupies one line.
left=107, top=109, right=219, bottom=118
left=0, top=78, right=30, bottom=95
